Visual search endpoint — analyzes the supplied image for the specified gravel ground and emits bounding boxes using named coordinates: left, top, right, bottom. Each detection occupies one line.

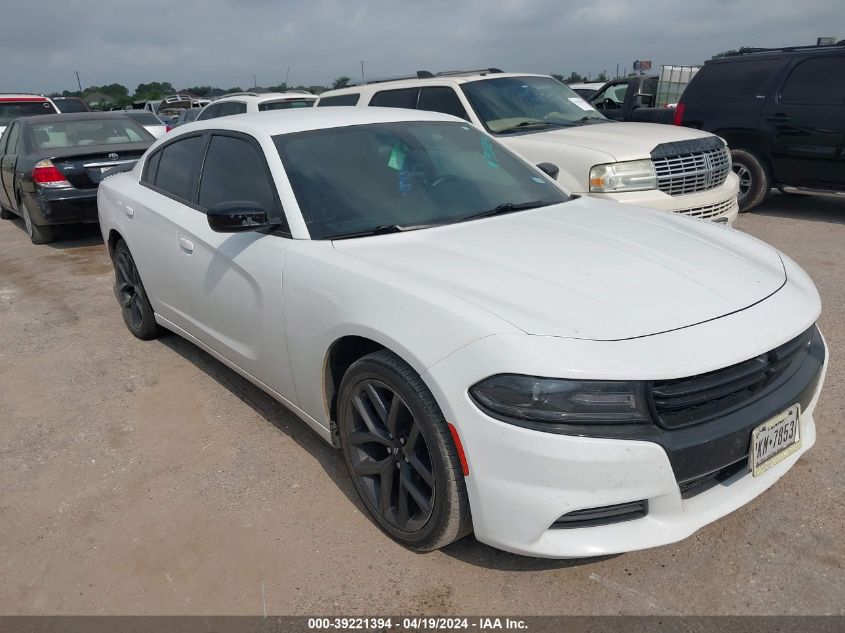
left=0, top=192, right=842, bottom=615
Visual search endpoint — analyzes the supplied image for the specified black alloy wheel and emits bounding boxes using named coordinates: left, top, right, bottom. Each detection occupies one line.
left=112, top=240, right=160, bottom=340
left=338, top=350, right=471, bottom=551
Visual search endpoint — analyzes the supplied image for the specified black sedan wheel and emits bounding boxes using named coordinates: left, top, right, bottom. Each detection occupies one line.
left=338, top=350, right=471, bottom=551
left=112, top=240, right=161, bottom=340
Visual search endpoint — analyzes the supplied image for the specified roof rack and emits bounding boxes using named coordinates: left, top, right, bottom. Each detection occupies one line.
left=727, top=43, right=845, bottom=56
left=433, top=68, right=504, bottom=76
left=350, top=68, right=505, bottom=87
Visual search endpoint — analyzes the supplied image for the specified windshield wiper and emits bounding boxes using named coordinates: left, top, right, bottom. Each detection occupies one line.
left=496, top=120, right=574, bottom=134
left=457, top=200, right=550, bottom=223
left=330, top=223, right=435, bottom=240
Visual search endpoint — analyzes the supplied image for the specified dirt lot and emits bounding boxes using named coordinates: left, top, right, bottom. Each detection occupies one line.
left=0, top=193, right=842, bottom=616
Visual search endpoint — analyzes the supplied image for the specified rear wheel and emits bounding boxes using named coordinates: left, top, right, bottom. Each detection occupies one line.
left=112, top=240, right=161, bottom=340
left=731, top=149, right=770, bottom=212
left=338, top=350, right=471, bottom=551
left=21, top=204, right=55, bottom=245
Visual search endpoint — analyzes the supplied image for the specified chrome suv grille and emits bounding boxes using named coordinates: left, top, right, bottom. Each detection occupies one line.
left=648, top=326, right=815, bottom=429
left=651, top=137, right=731, bottom=196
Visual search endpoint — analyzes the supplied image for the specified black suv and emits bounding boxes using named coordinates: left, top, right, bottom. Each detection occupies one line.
left=675, top=45, right=845, bottom=211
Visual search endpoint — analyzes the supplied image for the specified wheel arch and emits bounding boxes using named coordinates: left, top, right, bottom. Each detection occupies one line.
left=107, top=229, right=124, bottom=258
left=717, top=130, right=771, bottom=164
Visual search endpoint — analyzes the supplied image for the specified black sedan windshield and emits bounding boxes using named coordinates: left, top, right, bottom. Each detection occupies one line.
left=460, top=76, right=608, bottom=134
left=274, top=121, right=567, bottom=239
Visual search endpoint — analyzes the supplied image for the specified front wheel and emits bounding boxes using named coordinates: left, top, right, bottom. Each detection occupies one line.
left=112, top=240, right=161, bottom=340
left=338, top=350, right=471, bottom=551
left=731, top=149, right=770, bottom=213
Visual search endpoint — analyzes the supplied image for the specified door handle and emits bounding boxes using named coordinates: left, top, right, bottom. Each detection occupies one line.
left=765, top=113, right=791, bottom=122
left=178, top=237, right=194, bottom=253
left=124, top=205, right=134, bottom=219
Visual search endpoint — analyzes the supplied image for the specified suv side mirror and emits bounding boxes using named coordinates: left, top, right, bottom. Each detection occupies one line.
left=207, top=201, right=273, bottom=233
left=536, top=162, right=560, bottom=180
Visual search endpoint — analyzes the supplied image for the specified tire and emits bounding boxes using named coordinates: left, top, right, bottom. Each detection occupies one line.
left=731, top=148, right=770, bottom=213
left=0, top=205, right=12, bottom=220
left=338, top=350, right=471, bottom=551
left=111, top=240, right=161, bottom=340
left=20, top=204, right=55, bottom=244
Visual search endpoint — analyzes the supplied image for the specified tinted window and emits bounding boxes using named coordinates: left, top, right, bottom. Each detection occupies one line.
left=370, top=88, right=419, bottom=109
left=0, top=101, right=56, bottom=126
left=53, top=98, right=89, bottom=113
left=27, top=118, right=151, bottom=149
left=417, top=87, right=470, bottom=120
left=198, top=135, right=277, bottom=213
left=258, top=99, right=315, bottom=111
left=317, top=93, right=360, bottom=107
left=5, top=123, right=19, bottom=154
left=683, top=59, right=783, bottom=103
left=153, top=135, right=204, bottom=200
left=218, top=101, right=247, bottom=117
left=196, top=103, right=221, bottom=121
left=781, top=56, right=845, bottom=105
left=144, top=150, right=162, bottom=184
left=274, top=121, right=566, bottom=240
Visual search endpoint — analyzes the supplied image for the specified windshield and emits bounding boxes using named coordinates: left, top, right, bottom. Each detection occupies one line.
left=0, top=101, right=57, bottom=126
left=27, top=118, right=152, bottom=149
left=258, top=99, right=316, bottom=111
left=460, top=76, right=608, bottom=134
left=274, top=121, right=567, bottom=240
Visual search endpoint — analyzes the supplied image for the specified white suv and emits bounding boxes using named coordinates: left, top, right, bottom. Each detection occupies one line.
left=318, top=70, right=740, bottom=224
left=197, top=91, right=316, bottom=121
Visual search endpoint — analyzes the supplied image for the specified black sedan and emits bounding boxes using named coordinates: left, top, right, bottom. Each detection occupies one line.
left=0, top=112, right=154, bottom=244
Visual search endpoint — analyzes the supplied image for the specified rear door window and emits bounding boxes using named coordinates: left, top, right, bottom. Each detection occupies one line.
left=417, top=87, right=470, bottom=120
left=780, top=56, right=845, bottom=105
left=151, top=135, right=204, bottom=201
left=317, top=93, right=360, bottom=106
left=370, top=88, right=419, bottom=109
left=683, top=58, right=783, bottom=103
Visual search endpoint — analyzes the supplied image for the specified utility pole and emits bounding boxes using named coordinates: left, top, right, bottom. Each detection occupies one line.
left=360, top=60, right=365, bottom=83
left=253, top=74, right=257, bottom=90
left=616, top=64, right=619, bottom=79
left=75, top=71, right=82, bottom=93
left=285, top=66, right=290, bottom=88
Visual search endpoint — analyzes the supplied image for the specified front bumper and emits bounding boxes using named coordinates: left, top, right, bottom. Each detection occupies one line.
left=25, top=188, right=99, bottom=225
left=422, top=276, right=825, bottom=558
left=591, top=172, right=740, bottom=226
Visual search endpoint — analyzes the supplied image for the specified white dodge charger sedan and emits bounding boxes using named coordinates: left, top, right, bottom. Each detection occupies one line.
left=97, top=108, right=827, bottom=558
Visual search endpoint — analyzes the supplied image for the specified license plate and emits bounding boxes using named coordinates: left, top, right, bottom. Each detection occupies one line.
left=750, top=404, right=801, bottom=476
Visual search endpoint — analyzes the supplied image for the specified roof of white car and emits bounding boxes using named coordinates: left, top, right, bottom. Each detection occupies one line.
left=0, top=93, right=51, bottom=100
left=213, top=92, right=316, bottom=104
left=320, top=72, right=549, bottom=98
left=172, top=106, right=460, bottom=139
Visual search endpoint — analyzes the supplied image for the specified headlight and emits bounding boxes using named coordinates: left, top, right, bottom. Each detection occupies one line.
left=469, top=374, right=650, bottom=425
left=589, top=159, right=657, bottom=193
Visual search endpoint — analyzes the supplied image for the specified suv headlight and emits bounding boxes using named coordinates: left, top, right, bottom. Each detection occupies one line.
left=589, top=159, right=657, bottom=193
left=469, top=374, right=650, bottom=425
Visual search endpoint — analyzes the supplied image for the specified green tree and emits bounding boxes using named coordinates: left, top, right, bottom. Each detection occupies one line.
left=597, top=72, right=608, bottom=82
left=184, top=86, right=213, bottom=97
left=134, top=81, right=175, bottom=100
left=331, top=76, right=351, bottom=90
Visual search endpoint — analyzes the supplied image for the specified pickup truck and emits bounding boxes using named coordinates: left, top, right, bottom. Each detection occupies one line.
left=588, top=76, right=675, bottom=123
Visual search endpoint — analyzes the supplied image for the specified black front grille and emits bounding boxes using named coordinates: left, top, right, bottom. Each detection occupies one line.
left=649, top=327, right=815, bottom=429
left=550, top=500, right=648, bottom=529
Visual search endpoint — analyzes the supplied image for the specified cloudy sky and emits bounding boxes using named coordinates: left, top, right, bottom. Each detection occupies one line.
left=1, top=0, right=840, bottom=93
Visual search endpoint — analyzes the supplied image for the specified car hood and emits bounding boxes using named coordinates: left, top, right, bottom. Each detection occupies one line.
left=505, top=121, right=717, bottom=162
left=332, top=198, right=786, bottom=341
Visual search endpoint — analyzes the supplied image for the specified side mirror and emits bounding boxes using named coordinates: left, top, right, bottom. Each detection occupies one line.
left=536, top=162, right=559, bottom=180
left=207, top=201, right=273, bottom=233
